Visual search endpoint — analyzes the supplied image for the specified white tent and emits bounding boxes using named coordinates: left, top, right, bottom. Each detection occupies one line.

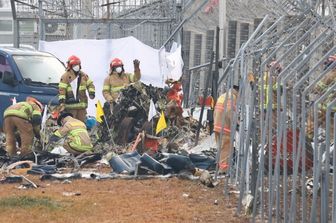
left=39, top=36, right=183, bottom=116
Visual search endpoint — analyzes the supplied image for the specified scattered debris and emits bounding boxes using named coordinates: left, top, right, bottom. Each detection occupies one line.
left=199, top=170, right=215, bottom=188
left=5, top=161, right=34, bottom=174
left=242, top=194, right=254, bottom=215
left=0, top=176, right=23, bottom=184
left=62, top=192, right=81, bottom=197
left=41, top=173, right=81, bottom=181
left=27, top=165, right=57, bottom=175
left=17, top=183, right=36, bottom=190
left=62, top=179, right=72, bottom=184
left=182, top=193, right=190, bottom=198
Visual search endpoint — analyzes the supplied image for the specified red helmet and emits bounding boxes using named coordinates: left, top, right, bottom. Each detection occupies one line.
left=110, top=58, right=123, bottom=69
left=67, top=55, right=81, bottom=69
left=26, top=96, right=44, bottom=111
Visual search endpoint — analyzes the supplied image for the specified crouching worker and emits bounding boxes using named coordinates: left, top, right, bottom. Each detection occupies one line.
left=3, top=97, right=43, bottom=157
left=49, top=113, right=93, bottom=155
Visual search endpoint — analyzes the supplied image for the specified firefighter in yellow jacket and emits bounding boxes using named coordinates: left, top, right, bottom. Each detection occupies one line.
left=259, top=60, right=282, bottom=111
left=213, top=85, right=239, bottom=170
left=58, top=55, right=95, bottom=122
left=307, top=54, right=336, bottom=140
left=3, top=97, right=43, bottom=156
left=49, top=113, right=93, bottom=155
left=102, top=58, right=141, bottom=107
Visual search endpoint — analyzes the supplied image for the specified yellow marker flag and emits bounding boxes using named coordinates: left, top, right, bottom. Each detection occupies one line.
left=96, top=100, right=105, bottom=123
left=156, top=111, right=167, bottom=135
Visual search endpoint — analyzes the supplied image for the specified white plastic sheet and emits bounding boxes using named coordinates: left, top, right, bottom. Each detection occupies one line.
left=39, top=36, right=183, bottom=116
left=159, top=42, right=184, bottom=81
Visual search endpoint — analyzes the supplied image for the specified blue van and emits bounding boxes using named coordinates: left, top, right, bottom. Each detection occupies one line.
left=0, top=47, right=64, bottom=131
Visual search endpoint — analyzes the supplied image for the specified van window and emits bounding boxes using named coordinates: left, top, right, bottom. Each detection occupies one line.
left=13, top=55, right=64, bottom=84
left=0, top=55, right=13, bottom=80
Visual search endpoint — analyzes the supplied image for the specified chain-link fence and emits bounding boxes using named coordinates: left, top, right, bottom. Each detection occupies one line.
left=10, top=0, right=181, bottom=49
left=213, top=1, right=336, bottom=221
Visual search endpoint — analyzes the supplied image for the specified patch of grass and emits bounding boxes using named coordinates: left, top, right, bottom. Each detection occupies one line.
left=0, top=196, right=62, bottom=210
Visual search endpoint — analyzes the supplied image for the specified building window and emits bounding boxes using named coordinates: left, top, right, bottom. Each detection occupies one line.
left=182, top=31, right=191, bottom=69
left=205, top=30, right=215, bottom=62
left=240, top=23, right=249, bottom=47
left=19, top=20, right=35, bottom=34
left=228, top=20, right=237, bottom=58
left=0, top=20, right=12, bottom=32
left=193, top=34, right=202, bottom=66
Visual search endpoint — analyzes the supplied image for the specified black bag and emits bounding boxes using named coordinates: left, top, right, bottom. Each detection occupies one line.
left=166, top=154, right=195, bottom=173
left=189, top=153, right=216, bottom=170
left=140, top=153, right=172, bottom=175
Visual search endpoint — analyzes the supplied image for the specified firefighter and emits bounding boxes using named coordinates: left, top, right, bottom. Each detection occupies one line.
left=213, top=85, right=239, bottom=170
left=102, top=58, right=141, bottom=108
left=307, top=54, right=336, bottom=140
left=165, top=78, right=184, bottom=127
left=3, top=97, right=43, bottom=156
left=58, top=55, right=95, bottom=123
left=260, top=60, right=282, bottom=111
left=49, top=112, right=93, bottom=155
left=312, top=54, right=336, bottom=94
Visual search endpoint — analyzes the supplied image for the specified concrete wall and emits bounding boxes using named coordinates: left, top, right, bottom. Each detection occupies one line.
left=0, top=9, right=13, bottom=44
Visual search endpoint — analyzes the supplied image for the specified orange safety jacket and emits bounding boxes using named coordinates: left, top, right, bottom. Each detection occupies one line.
left=213, top=91, right=237, bottom=134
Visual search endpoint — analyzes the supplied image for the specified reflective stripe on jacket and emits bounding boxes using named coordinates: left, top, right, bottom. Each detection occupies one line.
left=4, top=102, right=41, bottom=121
left=259, top=72, right=279, bottom=109
left=102, top=70, right=141, bottom=102
left=213, top=91, right=237, bottom=134
left=54, top=116, right=93, bottom=152
left=59, top=70, right=95, bottom=109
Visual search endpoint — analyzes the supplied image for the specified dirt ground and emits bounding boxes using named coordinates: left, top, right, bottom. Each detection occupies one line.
left=0, top=174, right=249, bottom=223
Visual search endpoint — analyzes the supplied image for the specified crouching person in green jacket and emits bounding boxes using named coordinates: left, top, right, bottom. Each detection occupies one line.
left=49, top=112, right=93, bottom=155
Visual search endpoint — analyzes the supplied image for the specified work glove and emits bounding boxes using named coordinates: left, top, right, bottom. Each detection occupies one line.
left=133, top=59, right=140, bottom=70
left=103, top=101, right=111, bottom=111
left=59, top=98, right=65, bottom=104
left=66, top=97, right=79, bottom=104
left=89, top=92, right=95, bottom=100
left=49, top=134, right=61, bottom=143
left=35, top=133, right=41, bottom=140
left=31, top=115, right=42, bottom=125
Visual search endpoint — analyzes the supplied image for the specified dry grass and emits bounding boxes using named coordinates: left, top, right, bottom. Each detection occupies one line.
left=0, top=176, right=249, bottom=223
left=0, top=196, right=61, bottom=209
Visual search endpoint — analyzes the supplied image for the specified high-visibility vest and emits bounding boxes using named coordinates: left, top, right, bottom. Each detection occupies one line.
left=58, top=70, right=94, bottom=109
left=4, top=102, right=40, bottom=121
left=102, top=73, right=134, bottom=95
left=259, top=72, right=278, bottom=109
left=213, top=92, right=237, bottom=134
left=54, top=119, right=93, bottom=152
left=67, top=128, right=93, bottom=152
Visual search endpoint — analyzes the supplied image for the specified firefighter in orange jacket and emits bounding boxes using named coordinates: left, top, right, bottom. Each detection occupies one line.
left=3, top=97, right=43, bottom=156
left=213, top=85, right=239, bottom=170
left=102, top=58, right=141, bottom=108
left=49, top=112, right=93, bottom=155
left=165, top=79, right=183, bottom=126
left=58, top=55, right=95, bottom=122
